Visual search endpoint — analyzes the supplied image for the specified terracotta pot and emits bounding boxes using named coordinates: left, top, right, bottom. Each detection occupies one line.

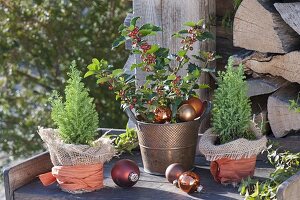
left=210, top=156, right=257, bottom=184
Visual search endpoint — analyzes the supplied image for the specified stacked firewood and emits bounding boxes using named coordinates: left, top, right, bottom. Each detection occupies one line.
left=233, top=0, right=300, bottom=138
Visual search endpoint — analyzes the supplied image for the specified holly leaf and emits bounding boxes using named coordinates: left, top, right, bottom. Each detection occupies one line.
left=140, top=23, right=162, bottom=31
left=167, top=74, right=176, bottom=81
left=112, top=36, right=126, bottom=49
left=146, top=44, right=159, bottom=54
left=196, top=32, right=214, bottom=41
left=154, top=48, right=169, bottom=57
left=177, top=50, right=187, bottom=57
left=118, top=24, right=127, bottom=32
left=184, top=21, right=196, bottom=27
left=188, top=63, right=199, bottom=73
left=130, top=16, right=141, bottom=27
left=196, top=19, right=205, bottom=26
left=178, top=29, right=188, bottom=34
left=112, top=69, right=123, bottom=77
left=139, top=29, right=155, bottom=37
left=97, top=77, right=110, bottom=84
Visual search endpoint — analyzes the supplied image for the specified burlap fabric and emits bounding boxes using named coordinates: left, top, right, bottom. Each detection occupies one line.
left=199, top=122, right=267, bottom=161
left=38, top=127, right=115, bottom=166
left=38, top=127, right=115, bottom=193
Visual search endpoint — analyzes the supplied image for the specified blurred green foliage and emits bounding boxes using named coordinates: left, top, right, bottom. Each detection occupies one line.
left=0, top=0, right=130, bottom=163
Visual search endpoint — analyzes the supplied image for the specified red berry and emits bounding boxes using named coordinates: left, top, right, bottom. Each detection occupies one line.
left=129, top=104, right=134, bottom=110
left=108, top=86, right=113, bottom=90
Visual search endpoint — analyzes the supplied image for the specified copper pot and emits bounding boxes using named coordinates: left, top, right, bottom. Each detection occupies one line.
left=125, top=101, right=211, bottom=175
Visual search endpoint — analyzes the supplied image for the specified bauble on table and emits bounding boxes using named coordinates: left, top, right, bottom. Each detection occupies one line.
left=111, top=159, right=140, bottom=188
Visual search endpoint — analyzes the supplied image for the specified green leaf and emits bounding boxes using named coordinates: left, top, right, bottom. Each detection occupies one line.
left=84, top=70, right=95, bottom=78
left=132, top=49, right=142, bottom=54
left=167, top=74, right=176, bottom=81
left=154, top=48, right=169, bottom=57
left=118, top=24, right=126, bottom=32
left=112, top=69, right=123, bottom=77
left=146, top=44, right=159, bottom=54
left=130, top=63, right=143, bottom=71
left=177, top=50, right=187, bottom=57
left=112, top=36, right=126, bottom=49
left=96, top=77, right=110, bottom=84
left=187, top=63, right=199, bottom=73
left=130, top=17, right=141, bottom=27
left=140, top=23, right=162, bottom=31
left=92, top=58, right=99, bottom=65
left=184, top=21, right=196, bottom=27
left=196, top=19, right=205, bottom=26
left=178, top=30, right=188, bottom=34
left=87, top=64, right=96, bottom=71
left=196, top=32, right=214, bottom=41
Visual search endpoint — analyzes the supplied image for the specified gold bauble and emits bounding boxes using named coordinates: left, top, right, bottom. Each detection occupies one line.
left=177, top=104, right=197, bottom=122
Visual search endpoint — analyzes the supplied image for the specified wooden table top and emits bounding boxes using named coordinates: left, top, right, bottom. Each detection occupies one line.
left=13, top=152, right=273, bottom=200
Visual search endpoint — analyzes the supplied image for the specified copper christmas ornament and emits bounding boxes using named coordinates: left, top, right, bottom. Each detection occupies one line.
left=177, top=104, right=197, bottom=122
left=178, top=172, right=202, bottom=193
left=154, top=106, right=172, bottom=123
left=111, top=159, right=140, bottom=188
left=165, top=163, right=185, bottom=186
left=185, top=97, right=204, bottom=118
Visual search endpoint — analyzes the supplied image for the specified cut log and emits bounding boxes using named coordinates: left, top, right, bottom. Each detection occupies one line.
left=244, top=51, right=300, bottom=84
left=268, top=83, right=300, bottom=138
left=247, top=76, right=288, bottom=97
left=275, top=2, right=300, bottom=36
left=233, top=0, right=300, bottom=53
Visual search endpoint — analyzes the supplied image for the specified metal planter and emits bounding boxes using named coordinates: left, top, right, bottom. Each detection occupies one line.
left=125, top=102, right=211, bottom=175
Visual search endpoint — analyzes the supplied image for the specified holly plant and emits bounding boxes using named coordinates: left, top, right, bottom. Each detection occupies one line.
left=85, top=17, right=219, bottom=123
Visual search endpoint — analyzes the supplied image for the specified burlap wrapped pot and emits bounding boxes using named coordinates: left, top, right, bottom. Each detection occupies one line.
left=38, top=127, right=115, bottom=193
left=199, top=122, right=267, bottom=185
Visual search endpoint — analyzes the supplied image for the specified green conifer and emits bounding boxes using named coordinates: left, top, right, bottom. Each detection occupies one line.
left=49, top=61, right=99, bottom=145
left=212, top=57, right=255, bottom=144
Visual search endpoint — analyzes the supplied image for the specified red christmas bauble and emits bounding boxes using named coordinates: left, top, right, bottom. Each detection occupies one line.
left=178, top=172, right=202, bottom=193
left=165, top=163, right=185, bottom=185
left=154, top=106, right=172, bottom=123
left=111, top=159, right=140, bottom=188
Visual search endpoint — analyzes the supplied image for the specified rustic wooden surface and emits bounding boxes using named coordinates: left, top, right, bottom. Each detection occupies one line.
left=3, top=152, right=53, bottom=200
left=268, top=83, right=300, bottom=138
left=275, top=2, right=300, bottom=36
left=244, top=51, right=300, bottom=84
left=12, top=152, right=274, bottom=200
left=247, top=76, right=288, bottom=97
left=233, top=0, right=300, bottom=53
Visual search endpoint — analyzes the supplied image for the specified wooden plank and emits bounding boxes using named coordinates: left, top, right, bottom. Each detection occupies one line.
left=275, top=2, right=300, bottom=36
left=216, top=0, right=234, bottom=18
left=268, top=83, right=300, bottom=138
left=11, top=151, right=275, bottom=200
left=244, top=51, right=300, bottom=84
left=233, top=0, right=300, bottom=53
left=3, top=152, right=52, bottom=200
left=133, top=0, right=162, bottom=86
left=247, top=76, right=288, bottom=97
left=277, top=170, right=300, bottom=200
